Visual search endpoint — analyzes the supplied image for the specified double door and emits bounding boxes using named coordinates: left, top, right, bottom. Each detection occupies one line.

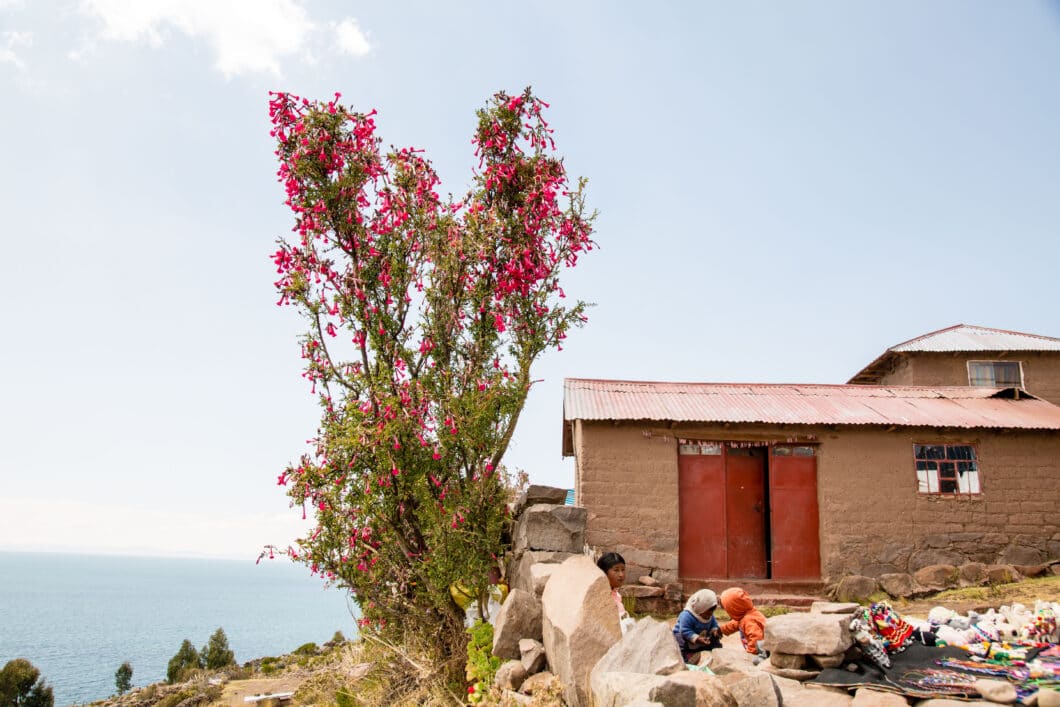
left=677, top=442, right=820, bottom=579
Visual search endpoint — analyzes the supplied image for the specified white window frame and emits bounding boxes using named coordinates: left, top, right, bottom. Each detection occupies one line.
left=967, top=360, right=1023, bottom=388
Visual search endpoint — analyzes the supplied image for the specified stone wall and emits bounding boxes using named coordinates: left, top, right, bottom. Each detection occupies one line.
left=573, top=420, right=1060, bottom=582
left=875, top=351, right=1060, bottom=406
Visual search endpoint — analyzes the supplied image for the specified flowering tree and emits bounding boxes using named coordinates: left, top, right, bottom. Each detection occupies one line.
left=267, top=87, right=595, bottom=667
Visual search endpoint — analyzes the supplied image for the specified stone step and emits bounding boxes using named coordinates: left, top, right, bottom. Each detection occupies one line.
left=679, top=578, right=827, bottom=609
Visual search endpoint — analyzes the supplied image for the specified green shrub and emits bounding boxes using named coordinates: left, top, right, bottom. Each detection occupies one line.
left=202, top=627, right=236, bottom=669
left=0, top=658, right=54, bottom=707
left=166, top=639, right=202, bottom=683
left=465, top=620, right=501, bottom=704
left=294, top=642, right=319, bottom=656
left=114, top=661, right=133, bottom=695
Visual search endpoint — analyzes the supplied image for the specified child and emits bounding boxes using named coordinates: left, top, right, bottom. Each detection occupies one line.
left=673, top=588, right=722, bottom=663
left=719, top=587, right=767, bottom=658
left=597, top=552, right=636, bottom=634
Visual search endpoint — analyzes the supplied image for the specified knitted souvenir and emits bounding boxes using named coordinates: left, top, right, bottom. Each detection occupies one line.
left=870, top=601, right=915, bottom=653
left=850, top=609, right=891, bottom=669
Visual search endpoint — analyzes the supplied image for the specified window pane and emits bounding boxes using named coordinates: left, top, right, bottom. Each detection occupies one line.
left=968, top=362, right=993, bottom=386
left=773, top=446, right=792, bottom=456
left=917, top=468, right=930, bottom=493
left=915, top=445, right=946, bottom=460
left=793, top=446, right=816, bottom=457
left=940, top=476, right=958, bottom=493
left=947, top=445, right=976, bottom=460
left=994, top=362, right=1021, bottom=386
left=679, top=443, right=700, bottom=455
left=957, top=469, right=980, bottom=493
left=700, top=442, right=722, bottom=456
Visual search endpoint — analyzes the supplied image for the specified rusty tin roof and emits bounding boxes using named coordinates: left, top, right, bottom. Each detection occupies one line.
left=563, top=378, right=1060, bottom=431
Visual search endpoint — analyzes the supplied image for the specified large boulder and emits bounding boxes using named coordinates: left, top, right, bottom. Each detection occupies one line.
left=762, top=613, right=853, bottom=656
left=649, top=671, right=737, bottom=707
left=519, top=638, right=546, bottom=674
left=541, top=555, right=622, bottom=707
left=769, top=652, right=807, bottom=669
left=958, top=562, right=987, bottom=586
left=973, top=679, right=1016, bottom=704
left=1038, top=688, right=1060, bottom=707
left=701, top=647, right=758, bottom=676
left=495, top=660, right=528, bottom=691
left=913, top=564, right=958, bottom=591
left=493, top=589, right=542, bottom=660
left=851, top=688, right=909, bottom=706
left=718, top=671, right=781, bottom=707
left=590, top=617, right=684, bottom=687
left=985, top=564, right=1021, bottom=585
left=525, top=484, right=570, bottom=506
left=519, top=670, right=561, bottom=697
left=510, top=485, right=569, bottom=517
left=770, top=675, right=806, bottom=707
left=590, top=671, right=669, bottom=707
left=878, top=573, right=918, bottom=598
left=998, top=544, right=1044, bottom=566
left=509, top=550, right=574, bottom=596
left=834, top=575, right=877, bottom=602
left=513, top=504, right=587, bottom=553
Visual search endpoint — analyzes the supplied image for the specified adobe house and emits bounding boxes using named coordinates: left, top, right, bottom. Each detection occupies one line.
left=563, top=329, right=1060, bottom=587
left=849, top=324, right=1060, bottom=406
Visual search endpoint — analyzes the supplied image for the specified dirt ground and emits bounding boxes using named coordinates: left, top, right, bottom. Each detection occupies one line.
left=217, top=677, right=305, bottom=706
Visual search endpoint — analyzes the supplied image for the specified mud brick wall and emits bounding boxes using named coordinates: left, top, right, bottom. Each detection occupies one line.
left=817, top=426, right=1060, bottom=579
left=572, top=420, right=681, bottom=583
left=873, top=351, right=1060, bottom=406
left=572, top=420, right=1060, bottom=583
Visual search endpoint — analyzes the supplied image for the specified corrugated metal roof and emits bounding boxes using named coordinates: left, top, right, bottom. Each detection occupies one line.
left=847, top=324, right=1060, bottom=384
left=563, top=378, right=1060, bottom=430
left=889, top=324, right=1060, bottom=353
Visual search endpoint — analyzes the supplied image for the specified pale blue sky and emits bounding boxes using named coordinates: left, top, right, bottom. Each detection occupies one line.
left=1, top=1, right=1058, bottom=559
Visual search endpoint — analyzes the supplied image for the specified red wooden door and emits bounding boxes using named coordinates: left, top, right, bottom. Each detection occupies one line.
left=769, top=447, right=821, bottom=579
left=724, top=449, right=768, bottom=578
left=678, top=447, right=726, bottom=578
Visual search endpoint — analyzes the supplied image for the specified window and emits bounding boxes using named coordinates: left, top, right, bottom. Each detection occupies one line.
left=968, top=361, right=1022, bottom=388
left=914, top=444, right=980, bottom=495
left=678, top=440, right=722, bottom=456
left=773, top=445, right=816, bottom=457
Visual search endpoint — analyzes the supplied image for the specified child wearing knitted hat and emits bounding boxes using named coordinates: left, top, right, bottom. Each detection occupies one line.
left=672, top=588, right=722, bottom=663
left=719, top=587, right=768, bottom=659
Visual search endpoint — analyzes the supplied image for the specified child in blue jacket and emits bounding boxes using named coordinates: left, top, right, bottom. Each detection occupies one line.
left=672, top=588, right=722, bottom=663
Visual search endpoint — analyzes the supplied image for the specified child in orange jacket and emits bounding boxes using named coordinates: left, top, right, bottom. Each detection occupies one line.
left=719, top=587, right=768, bottom=657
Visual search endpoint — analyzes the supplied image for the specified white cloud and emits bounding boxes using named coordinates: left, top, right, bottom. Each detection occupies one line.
left=0, top=497, right=313, bottom=560
left=76, top=0, right=371, bottom=78
left=334, top=17, right=370, bottom=57
left=0, top=29, right=32, bottom=71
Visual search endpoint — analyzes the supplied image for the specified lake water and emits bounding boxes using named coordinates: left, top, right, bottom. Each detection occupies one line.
left=0, top=552, right=357, bottom=706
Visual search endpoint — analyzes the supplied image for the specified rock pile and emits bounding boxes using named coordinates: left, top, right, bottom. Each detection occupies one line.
left=832, top=561, right=1056, bottom=602
left=758, top=602, right=857, bottom=682
left=493, top=486, right=784, bottom=706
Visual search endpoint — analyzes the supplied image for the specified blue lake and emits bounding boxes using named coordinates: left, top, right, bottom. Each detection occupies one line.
left=0, top=551, right=356, bottom=705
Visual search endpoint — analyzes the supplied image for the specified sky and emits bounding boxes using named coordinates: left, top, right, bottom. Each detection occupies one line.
left=1, top=1, right=1058, bottom=560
